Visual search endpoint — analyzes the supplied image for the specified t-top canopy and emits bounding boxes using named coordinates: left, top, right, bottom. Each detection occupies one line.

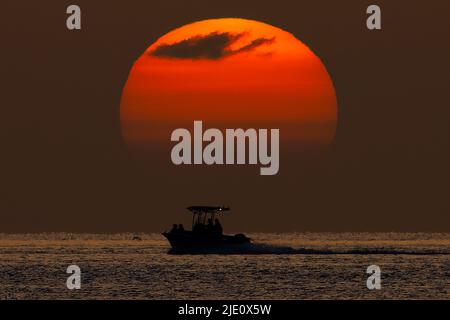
left=187, top=206, right=230, bottom=214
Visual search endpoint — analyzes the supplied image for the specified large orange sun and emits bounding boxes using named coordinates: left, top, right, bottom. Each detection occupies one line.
left=120, top=18, right=337, bottom=151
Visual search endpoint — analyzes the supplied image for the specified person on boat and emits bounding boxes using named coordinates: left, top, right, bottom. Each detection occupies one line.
left=207, top=218, right=214, bottom=233
left=214, top=218, right=223, bottom=235
left=178, top=224, right=185, bottom=232
left=170, top=224, right=178, bottom=233
left=193, top=222, right=205, bottom=234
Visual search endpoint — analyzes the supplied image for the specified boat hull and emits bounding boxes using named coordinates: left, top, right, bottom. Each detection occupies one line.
left=162, top=231, right=250, bottom=249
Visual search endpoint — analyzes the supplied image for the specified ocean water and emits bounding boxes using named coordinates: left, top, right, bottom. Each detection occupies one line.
left=0, top=233, right=449, bottom=300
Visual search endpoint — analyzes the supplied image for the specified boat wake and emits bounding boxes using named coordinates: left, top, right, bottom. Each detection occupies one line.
left=168, top=242, right=450, bottom=255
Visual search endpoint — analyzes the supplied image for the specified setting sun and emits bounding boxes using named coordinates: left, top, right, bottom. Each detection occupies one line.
left=120, top=18, right=337, bottom=148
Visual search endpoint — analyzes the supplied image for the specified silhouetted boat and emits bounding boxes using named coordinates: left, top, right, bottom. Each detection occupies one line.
left=162, top=206, right=250, bottom=250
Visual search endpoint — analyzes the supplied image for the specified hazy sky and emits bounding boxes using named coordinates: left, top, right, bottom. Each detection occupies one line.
left=1, top=1, right=449, bottom=232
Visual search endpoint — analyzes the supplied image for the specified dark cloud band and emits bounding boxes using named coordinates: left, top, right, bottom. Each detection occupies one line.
left=150, top=32, right=275, bottom=60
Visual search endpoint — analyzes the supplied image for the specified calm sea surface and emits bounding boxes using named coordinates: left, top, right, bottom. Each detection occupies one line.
left=0, top=233, right=449, bottom=299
